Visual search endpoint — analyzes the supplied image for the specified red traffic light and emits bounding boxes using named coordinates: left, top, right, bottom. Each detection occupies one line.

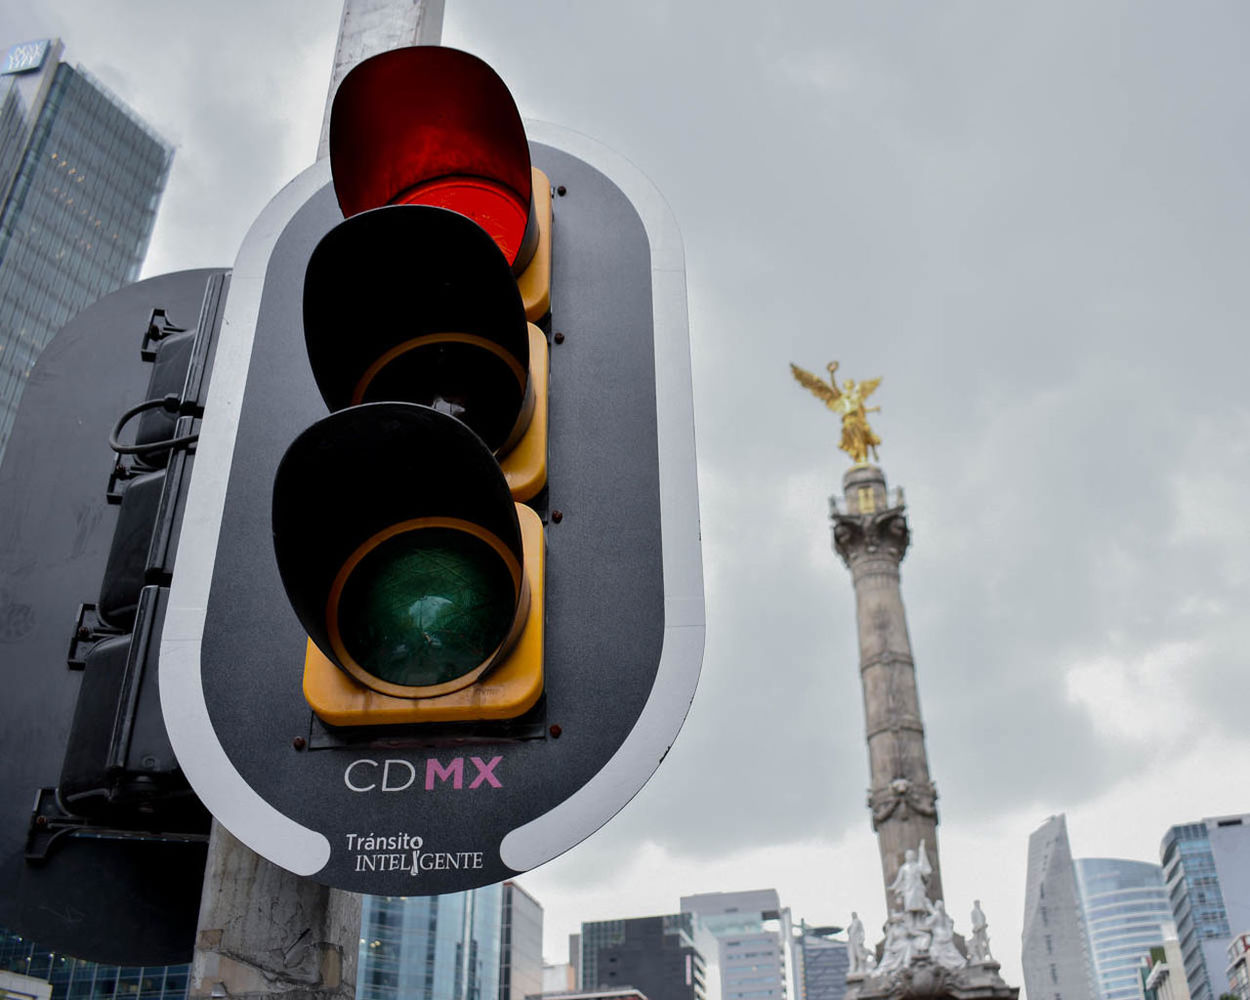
left=329, top=47, right=536, bottom=270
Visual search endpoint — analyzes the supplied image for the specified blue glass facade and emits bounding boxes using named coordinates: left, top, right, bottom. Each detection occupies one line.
left=0, top=40, right=171, bottom=464
left=792, top=931, right=847, bottom=1000
left=1075, top=858, right=1175, bottom=1000
left=1161, top=822, right=1234, bottom=1000
left=0, top=927, right=188, bottom=1000
left=359, top=886, right=503, bottom=1000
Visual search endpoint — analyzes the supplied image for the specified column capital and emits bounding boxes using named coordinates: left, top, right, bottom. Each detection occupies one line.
left=831, top=464, right=909, bottom=567
left=832, top=507, right=910, bottom=567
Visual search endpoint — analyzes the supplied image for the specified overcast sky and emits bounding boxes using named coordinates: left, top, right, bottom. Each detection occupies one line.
left=4, top=0, right=1249, bottom=991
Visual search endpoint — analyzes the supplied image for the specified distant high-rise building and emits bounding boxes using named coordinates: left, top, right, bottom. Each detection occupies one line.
left=681, top=889, right=793, bottom=1000
left=501, top=882, right=544, bottom=1000
left=359, top=886, right=503, bottom=1000
left=1138, top=940, right=1192, bottom=1000
left=534, top=990, right=648, bottom=1000
left=1022, top=816, right=1098, bottom=1000
left=1227, top=933, right=1250, bottom=1000
left=0, top=926, right=188, bottom=999
left=580, top=915, right=706, bottom=1000
left=0, top=37, right=172, bottom=465
left=789, top=923, right=847, bottom=1000
left=1161, top=814, right=1250, bottom=1000
left=1075, top=858, right=1175, bottom=1000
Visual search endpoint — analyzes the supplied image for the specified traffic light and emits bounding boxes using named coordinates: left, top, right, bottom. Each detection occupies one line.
left=176, top=54, right=703, bottom=897
left=0, top=270, right=226, bottom=964
left=272, top=47, right=551, bottom=728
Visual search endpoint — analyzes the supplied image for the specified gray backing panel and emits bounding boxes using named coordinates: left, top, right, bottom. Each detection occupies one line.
left=199, top=145, right=664, bottom=894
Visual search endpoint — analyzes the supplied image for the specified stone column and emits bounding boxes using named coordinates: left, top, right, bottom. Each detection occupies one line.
left=832, top=463, right=943, bottom=909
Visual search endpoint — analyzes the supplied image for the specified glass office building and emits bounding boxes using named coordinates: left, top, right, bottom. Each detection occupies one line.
left=1075, top=858, right=1175, bottom=1000
left=1022, top=816, right=1098, bottom=1000
left=1161, top=815, right=1250, bottom=1000
left=0, top=37, right=172, bottom=464
left=681, top=889, right=794, bottom=1000
left=0, top=926, right=188, bottom=999
left=359, top=886, right=503, bottom=1000
left=581, top=914, right=707, bottom=1000
left=500, top=882, right=544, bottom=1000
left=790, top=925, right=848, bottom=1000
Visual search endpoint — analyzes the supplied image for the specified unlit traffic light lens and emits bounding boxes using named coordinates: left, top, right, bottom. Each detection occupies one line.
left=352, top=340, right=526, bottom=454
left=333, top=527, right=518, bottom=689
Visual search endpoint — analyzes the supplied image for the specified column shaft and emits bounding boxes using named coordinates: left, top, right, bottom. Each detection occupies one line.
left=834, top=464, right=942, bottom=910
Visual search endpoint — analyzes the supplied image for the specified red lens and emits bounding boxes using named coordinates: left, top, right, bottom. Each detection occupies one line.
left=393, top=177, right=528, bottom=265
left=329, top=48, right=533, bottom=267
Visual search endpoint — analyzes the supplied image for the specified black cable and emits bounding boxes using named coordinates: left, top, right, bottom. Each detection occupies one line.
left=107, top=394, right=199, bottom=456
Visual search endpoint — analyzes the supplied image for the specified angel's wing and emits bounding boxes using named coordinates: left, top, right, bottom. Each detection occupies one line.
left=859, top=376, right=883, bottom=401
left=790, top=363, right=840, bottom=404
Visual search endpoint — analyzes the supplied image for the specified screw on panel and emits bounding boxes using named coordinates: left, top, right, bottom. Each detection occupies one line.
left=292, top=737, right=306, bottom=751
left=553, top=331, right=565, bottom=344
left=549, top=724, right=562, bottom=738
left=551, top=510, right=563, bottom=523
left=556, top=185, right=567, bottom=196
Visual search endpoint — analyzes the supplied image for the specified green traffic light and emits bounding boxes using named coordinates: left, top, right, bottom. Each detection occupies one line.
left=335, top=527, right=517, bottom=689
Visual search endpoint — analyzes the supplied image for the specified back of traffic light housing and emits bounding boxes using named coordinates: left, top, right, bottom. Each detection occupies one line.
left=56, top=291, right=222, bottom=831
left=272, top=46, right=552, bottom=728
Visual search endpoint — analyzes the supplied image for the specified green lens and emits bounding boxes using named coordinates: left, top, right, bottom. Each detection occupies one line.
left=337, top=527, right=517, bottom=688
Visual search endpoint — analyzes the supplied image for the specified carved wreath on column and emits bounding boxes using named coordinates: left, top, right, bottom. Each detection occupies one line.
left=868, top=776, right=938, bottom=829
left=832, top=508, right=910, bottom=566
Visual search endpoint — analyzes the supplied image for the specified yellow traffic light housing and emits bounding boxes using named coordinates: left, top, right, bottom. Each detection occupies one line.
left=272, top=47, right=557, bottom=729
left=301, top=503, right=544, bottom=726
left=273, top=403, right=545, bottom=726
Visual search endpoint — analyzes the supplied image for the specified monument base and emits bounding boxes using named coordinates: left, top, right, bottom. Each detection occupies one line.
left=846, top=959, right=1018, bottom=1000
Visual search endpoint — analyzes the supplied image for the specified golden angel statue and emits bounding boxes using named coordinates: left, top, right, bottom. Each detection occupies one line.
left=790, top=361, right=883, bottom=465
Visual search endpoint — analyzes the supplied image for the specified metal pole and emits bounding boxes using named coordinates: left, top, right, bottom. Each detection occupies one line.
left=316, top=0, right=446, bottom=159
left=189, top=824, right=360, bottom=1000
left=190, top=4, right=446, bottom=995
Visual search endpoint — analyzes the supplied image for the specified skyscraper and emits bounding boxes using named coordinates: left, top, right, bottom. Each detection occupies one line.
left=501, top=882, right=544, bottom=1000
left=1022, top=815, right=1097, bottom=1000
left=359, top=886, right=503, bottom=1000
left=1075, top=858, right=1175, bottom=1000
left=0, top=37, right=172, bottom=464
left=1161, top=814, right=1250, bottom=1000
left=789, top=923, right=848, bottom=1000
left=580, top=915, right=706, bottom=1000
left=681, top=890, right=793, bottom=1000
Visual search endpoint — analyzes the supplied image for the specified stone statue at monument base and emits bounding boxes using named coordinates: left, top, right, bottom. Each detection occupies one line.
left=844, top=897, right=1016, bottom=1000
